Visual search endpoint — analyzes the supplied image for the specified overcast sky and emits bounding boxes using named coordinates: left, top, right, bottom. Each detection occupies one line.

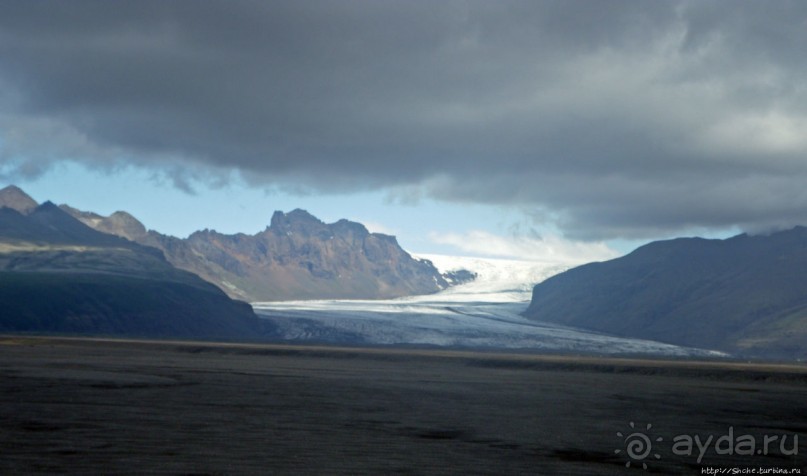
left=2, top=1, right=806, bottom=260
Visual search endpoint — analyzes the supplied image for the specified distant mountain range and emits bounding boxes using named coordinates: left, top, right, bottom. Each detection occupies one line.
left=59, top=199, right=457, bottom=302
left=2, top=185, right=463, bottom=303
left=524, top=228, right=807, bottom=359
left=0, top=186, right=263, bottom=339
left=7, top=184, right=807, bottom=359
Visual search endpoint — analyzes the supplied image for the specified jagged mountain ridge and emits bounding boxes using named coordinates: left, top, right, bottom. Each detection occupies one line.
left=54, top=193, right=452, bottom=301
left=0, top=189, right=263, bottom=339
left=176, top=209, right=450, bottom=301
left=59, top=204, right=148, bottom=242
left=524, top=227, right=807, bottom=358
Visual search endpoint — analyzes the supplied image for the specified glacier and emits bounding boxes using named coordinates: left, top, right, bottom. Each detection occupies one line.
left=253, top=254, right=725, bottom=357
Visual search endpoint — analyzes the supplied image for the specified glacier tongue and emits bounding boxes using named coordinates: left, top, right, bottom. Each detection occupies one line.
left=254, top=254, right=726, bottom=357
left=413, top=253, right=569, bottom=302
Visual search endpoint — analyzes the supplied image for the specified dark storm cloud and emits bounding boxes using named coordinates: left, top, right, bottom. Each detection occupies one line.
left=2, top=0, right=807, bottom=239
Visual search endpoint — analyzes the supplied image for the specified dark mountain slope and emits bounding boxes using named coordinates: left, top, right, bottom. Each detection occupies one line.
left=28, top=202, right=145, bottom=248
left=0, top=272, right=259, bottom=338
left=0, top=201, right=264, bottom=340
left=524, top=227, right=807, bottom=358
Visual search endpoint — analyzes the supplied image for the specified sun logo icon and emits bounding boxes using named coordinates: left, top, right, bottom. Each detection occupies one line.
left=615, top=422, right=663, bottom=469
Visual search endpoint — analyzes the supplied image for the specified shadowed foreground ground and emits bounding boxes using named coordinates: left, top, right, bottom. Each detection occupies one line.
left=1, top=337, right=805, bottom=475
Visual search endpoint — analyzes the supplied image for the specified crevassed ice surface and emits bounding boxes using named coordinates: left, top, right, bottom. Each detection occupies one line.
left=253, top=254, right=725, bottom=357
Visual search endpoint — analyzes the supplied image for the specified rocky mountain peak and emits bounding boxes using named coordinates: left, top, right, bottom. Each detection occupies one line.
left=332, top=218, right=369, bottom=237
left=48, top=203, right=457, bottom=301
left=270, top=209, right=323, bottom=230
left=34, top=200, right=61, bottom=213
left=97, top=211, right=148, bottom=242
left=27, top=201, right=135, bottom=248
left=60, top=205, right=148, bottom=242
left=59, top=204, right=103, bottom=221
left=0, top=185, right=38, bottom=214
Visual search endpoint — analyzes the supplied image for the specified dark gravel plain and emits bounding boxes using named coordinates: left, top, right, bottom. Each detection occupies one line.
left=1, top=336, right=805, bottom=475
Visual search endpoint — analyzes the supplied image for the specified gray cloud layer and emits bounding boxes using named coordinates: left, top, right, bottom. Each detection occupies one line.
left=1, top=1, right=806, bottom=239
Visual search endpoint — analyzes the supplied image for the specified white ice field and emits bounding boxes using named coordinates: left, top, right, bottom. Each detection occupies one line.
left=253, top=254, right=725, bottom=357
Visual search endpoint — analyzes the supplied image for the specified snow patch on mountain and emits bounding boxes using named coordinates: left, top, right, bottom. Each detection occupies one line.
left=414, top=253, right=568, bottom=303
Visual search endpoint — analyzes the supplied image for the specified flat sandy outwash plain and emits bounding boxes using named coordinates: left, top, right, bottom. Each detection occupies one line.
left=1, top=337, right=805, bottom=475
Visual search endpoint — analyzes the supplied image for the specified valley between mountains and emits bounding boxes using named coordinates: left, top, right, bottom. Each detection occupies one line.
left=4, top=184, right=807, bottom=359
